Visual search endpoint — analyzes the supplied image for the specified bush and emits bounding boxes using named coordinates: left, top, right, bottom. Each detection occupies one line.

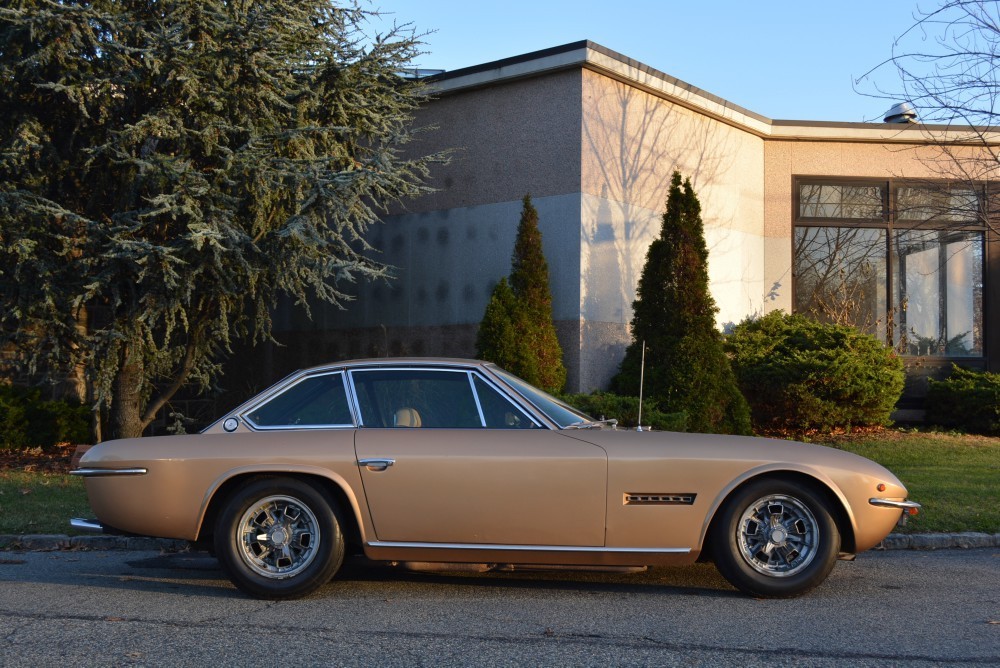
left=925, top=366, right=1000, bottom=435
left=0, top=385, right=91, bottom=449
left=726, top=312, right=904, bottom=432
left=560, top=392, right=688, bottom=432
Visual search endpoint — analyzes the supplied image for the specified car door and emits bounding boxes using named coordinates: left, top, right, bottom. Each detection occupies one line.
left=351, top=367, right=608, bottom=547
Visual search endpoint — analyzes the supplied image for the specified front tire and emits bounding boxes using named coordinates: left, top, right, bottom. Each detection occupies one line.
left=214, top=477, right=345, bottom=600
left=711, top=478, right=840, bottom=598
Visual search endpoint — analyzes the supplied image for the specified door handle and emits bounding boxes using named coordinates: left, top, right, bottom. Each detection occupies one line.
left=358, top=458, right=395, bottom=472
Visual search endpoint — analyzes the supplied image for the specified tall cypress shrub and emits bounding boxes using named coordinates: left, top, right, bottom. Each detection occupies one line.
left=476, top=195, right=566, bottom=393
left=612, top=172, right=751, bottom=435
left=475, top=278, right=538, bottom=383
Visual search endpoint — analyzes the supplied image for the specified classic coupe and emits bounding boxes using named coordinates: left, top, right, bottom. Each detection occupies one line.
left=72, top=358, right=919, bottom=599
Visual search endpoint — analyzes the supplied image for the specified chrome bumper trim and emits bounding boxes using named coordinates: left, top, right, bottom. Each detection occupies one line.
left=869, top=498, right=922, bottom=511
left=70, top=518, right=104, bottom=532
left=368, top=541, right=690, bottom=554
left=70, top=467, right=148, bottom=477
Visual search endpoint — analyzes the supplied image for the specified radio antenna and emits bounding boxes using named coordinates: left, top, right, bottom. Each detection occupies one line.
left=636, top=341, right=646, bottom=432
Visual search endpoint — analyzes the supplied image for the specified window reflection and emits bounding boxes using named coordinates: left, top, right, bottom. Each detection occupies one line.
left=793, top=227, right=886, bottom=337
left=799, top=183, right=884, bottom=219
left=793, top=180, right=987, bottom=359
left=893, top=231, right=984, bottom=356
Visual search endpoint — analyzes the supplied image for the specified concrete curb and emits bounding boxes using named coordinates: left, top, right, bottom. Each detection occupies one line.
left=1, top=532, right=999, bottom=553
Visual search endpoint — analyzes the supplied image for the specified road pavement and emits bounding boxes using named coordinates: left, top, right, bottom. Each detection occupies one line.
left=0, top=548, right=998, bottom=666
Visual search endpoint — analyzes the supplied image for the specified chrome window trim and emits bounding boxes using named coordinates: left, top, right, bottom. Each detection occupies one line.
left=466, top=371, right=487, bottom=427
left=470, top=372, right=543, bottom=429
left=240, top=370, right=356, bottom=430
left=347, top=366, right=548, bottom=430
left=367, top=541, right=690, bottom=554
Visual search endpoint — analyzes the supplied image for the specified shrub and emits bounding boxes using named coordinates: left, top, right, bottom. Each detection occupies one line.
left=560, top=392, right=688, bottom=432
left=0, top=385, right=91, bottom=449
left=726, top=311, right=904, bottom=432
left=925, top=366, right=1000, bottom=435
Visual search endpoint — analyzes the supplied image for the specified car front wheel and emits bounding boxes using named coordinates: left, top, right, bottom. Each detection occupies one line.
left=214, top=477, right=345, bottom=600
left=711, top=478, right=840, bottom=598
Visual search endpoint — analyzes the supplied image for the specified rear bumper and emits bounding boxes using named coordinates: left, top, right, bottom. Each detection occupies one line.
left=70, top=518, right=104, bottom=533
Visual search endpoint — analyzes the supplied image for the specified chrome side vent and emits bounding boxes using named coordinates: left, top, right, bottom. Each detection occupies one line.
left=624, top=493, right=696, bottom=506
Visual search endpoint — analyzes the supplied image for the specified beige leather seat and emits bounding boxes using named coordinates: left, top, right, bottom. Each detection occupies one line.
left=393, top=407, right=422, bottom=428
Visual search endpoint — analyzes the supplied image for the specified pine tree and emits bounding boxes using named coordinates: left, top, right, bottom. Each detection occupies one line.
left=612, top=172, right=751, bottom=434
left=0, top=1, right=437, bottom=439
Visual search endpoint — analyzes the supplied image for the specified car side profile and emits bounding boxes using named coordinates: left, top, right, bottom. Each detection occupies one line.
left=72, top=358, right=919, bottom=599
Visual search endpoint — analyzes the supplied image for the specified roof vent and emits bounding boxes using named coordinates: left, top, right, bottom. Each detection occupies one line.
left=883, top=102, right=918, bottom=124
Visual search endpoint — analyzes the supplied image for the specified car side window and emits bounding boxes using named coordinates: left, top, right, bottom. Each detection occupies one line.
left=244, top=372, right=353, bottom=427
left=351, top=369, right=483, bottom=428
left=472, top=376, right=541, bottom=429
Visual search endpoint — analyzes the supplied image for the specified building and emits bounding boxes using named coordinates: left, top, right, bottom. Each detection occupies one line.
left=268, top=41, right=999, bottom=405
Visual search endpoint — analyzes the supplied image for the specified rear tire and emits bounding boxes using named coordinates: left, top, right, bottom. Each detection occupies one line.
left=214, top=477, right=345, bottom=600
left=711, top=478, right=840, bottom=598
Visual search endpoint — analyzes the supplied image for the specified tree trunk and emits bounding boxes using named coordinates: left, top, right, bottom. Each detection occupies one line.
left=111, top=344, right=147, bottom=439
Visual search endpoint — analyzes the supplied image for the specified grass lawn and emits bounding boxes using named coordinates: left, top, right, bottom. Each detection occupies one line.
left=0, top=470, right=91, bottom=535
left=1, top=430, right=997, bottom=536
left=816, top=430, right=1000, bottom=534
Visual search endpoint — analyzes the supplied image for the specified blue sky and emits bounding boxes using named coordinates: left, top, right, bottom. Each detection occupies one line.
left=366, top=1, right=929, bottom=123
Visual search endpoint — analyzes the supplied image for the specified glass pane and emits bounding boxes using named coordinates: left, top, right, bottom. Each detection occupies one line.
left=793, top=227, right=887, bottom=337
left=351, top=369, right=483, bottom=428
left=490, top=367, right=592, bottom=428
left=893, top=230, right=984, bottom=356
left=799, top=183, right=884, bottom=219
left=246, top=373, right=353, bottom=427
left=896, top=185, right=981, bottom=223
left=473, top=376, right=540, bottom=429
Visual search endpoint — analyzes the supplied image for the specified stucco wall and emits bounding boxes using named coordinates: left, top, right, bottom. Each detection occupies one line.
left=578, top=70, right=766, bottom=389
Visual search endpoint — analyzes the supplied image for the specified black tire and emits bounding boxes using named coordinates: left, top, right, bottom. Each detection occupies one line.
left=711, top=478, right=840, bottom=598
left=214, top=477, right=345, bottom=600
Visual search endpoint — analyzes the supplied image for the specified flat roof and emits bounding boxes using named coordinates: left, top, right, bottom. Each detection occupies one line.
left=426, top=41, right=1000, bottom=144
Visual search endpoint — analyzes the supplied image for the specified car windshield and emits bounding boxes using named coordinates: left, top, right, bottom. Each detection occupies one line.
left=489, top=367, right=595, bottom=428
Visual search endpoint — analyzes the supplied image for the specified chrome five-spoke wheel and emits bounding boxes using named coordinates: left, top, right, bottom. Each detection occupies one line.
left=736, top=494, right=819, bottom=577
left=237, top=495, right=320, bottom=579
left=712, top=479, right=840, bottom=598
left=215, top=478, right=345, bottom=600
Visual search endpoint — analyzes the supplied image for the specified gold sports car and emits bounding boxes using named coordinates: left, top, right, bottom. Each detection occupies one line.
left=72, top=358, right=920, bottom=599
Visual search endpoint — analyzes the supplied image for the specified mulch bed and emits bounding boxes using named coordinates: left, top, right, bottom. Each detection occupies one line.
left=0, top=445, right=78, bottom=474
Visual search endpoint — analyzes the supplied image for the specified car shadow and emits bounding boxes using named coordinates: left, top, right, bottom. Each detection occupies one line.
left=333, top=554, right=739, bottom=599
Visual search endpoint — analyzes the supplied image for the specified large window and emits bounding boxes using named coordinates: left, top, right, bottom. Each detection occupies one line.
left=794, top=179, right=986, bottom=358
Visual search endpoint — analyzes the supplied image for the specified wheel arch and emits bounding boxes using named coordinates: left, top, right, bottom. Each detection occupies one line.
left=194, top=471, right=364, bottom=550
left=698, top=470, right=856, bottom=562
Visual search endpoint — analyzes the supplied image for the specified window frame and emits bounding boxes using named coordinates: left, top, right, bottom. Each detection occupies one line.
left=792, top=176, right=994, bottom=365
left=345, top=366, right=544, bottom=430
left=240, top=370, right=356, bottom=430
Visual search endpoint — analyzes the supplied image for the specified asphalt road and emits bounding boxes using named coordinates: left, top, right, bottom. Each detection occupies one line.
left=0, top=548, right=997, bottom=667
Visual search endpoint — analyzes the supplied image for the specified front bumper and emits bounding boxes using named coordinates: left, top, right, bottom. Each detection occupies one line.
left=869, top=498, right=921, bottom=526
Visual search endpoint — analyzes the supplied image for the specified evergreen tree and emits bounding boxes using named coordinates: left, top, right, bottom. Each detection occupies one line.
left=612, top=172, right=751, bottom=435
left=0, top=1, right=436, bottom=439
left=476, top=195, right=566, bottom=393
left=509, top=195, right=566, bottom=393
left=475, top=278, right=538, bottom=383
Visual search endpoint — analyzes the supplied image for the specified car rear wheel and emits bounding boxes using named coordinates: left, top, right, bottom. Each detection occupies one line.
left=711, top=478, right=840, bottom=598
left=214, top=477, right=345, bottom=600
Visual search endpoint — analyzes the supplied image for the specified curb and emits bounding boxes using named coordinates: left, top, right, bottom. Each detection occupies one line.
left=1, top=532, right=999, bottom=553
